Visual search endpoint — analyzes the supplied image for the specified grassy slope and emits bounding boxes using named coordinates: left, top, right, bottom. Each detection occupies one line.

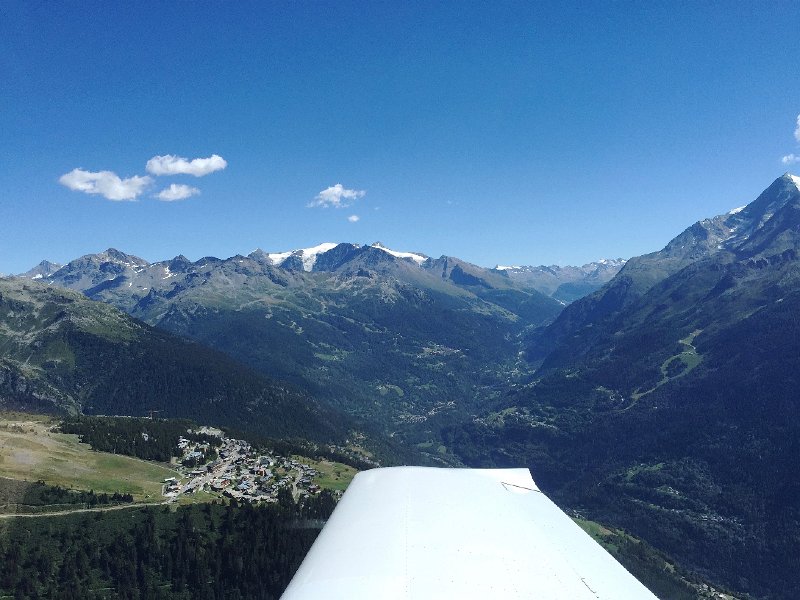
left=0, top=413, right=359, bottom=506
left=295, top=456, right=358, bottom=492
left=0, top=414, right=177, bottom=503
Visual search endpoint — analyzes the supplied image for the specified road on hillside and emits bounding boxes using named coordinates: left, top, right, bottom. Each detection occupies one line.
left=0, top=501, right=166, bottom=519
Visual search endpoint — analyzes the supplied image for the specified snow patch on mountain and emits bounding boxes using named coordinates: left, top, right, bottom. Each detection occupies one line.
left=266, top=250, right=293, bottom=265
left=268, top=242, right=339, bottom=271
left=371, top=242, right=428, bottom=264
left=300, top=243, right=339, bottom=270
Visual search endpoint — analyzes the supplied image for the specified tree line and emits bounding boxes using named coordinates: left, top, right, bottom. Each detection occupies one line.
left=58, top=416, right=220, bottom=463
left=0, top=492, right=336, bottom=599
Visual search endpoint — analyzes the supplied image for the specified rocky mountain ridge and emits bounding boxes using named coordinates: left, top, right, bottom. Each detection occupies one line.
left=20, top=242, right=625, bottom=304
left=19, top=260, right=63, bottom=280
left=530, top=172, right=800, bottom=365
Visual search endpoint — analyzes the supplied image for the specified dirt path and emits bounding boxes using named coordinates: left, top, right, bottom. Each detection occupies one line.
left=0, top=501, right=166, bottom=520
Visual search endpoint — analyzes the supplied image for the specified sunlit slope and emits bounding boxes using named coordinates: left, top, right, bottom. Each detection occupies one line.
left=0, top=414, right=176, bottom=502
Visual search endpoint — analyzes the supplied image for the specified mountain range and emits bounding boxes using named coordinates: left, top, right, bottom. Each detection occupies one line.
left=18, top=242, right=566, bottom=459
left=6, top=173, right=800, bottom=598
left=21, top=244, right=625, bottom=305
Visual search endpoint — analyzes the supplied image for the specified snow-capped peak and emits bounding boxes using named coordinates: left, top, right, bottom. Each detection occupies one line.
left=729, top=205, right=746, bottom=215
left=788, top=173, right=800, bottom=192
left=268, top=242, right=339, bottom=271
left=17, top=259, right=63, bottom=279
left=370, top=242, right=428, bottom=264
left=494, top=265, right=521, bottom=271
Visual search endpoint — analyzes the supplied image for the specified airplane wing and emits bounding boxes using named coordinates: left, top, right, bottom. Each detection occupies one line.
left=281, top=466, right=658, bottom=599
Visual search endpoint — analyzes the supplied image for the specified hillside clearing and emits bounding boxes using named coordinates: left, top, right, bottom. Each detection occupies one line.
left=0, top=413, right=177, bottom=502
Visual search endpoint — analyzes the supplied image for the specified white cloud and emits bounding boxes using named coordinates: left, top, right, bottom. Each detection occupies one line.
left=146, top=154, right=227, bottom=177
left=157, top=183, right=201, bottom=201
left=309, top=183, right=366, bottom=208
left=778, top=115, right=800, bottom=164
left=348, top=214, right=360, bottom=222
left=59, top=168, right=152, bottom=201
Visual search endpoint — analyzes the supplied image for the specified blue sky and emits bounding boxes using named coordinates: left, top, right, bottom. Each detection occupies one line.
left=2, top=1, right=799, bottom=274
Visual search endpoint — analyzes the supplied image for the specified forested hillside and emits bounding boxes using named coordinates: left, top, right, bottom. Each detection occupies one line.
left=0, top=495, right=335, bottom=599
left=0, top=278, right=348, bottom=445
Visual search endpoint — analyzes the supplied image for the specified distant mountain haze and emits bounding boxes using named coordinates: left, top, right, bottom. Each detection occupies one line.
left=493, top=259, right=626, bottom=303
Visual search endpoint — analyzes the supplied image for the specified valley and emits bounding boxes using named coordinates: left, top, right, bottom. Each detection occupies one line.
left=8, top=1, right=800, bottom=596
left=21, top=243, right=568, bottom=459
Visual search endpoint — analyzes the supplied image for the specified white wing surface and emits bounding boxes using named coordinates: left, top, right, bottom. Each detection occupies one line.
left=281, top=467, right=658, bottom=599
